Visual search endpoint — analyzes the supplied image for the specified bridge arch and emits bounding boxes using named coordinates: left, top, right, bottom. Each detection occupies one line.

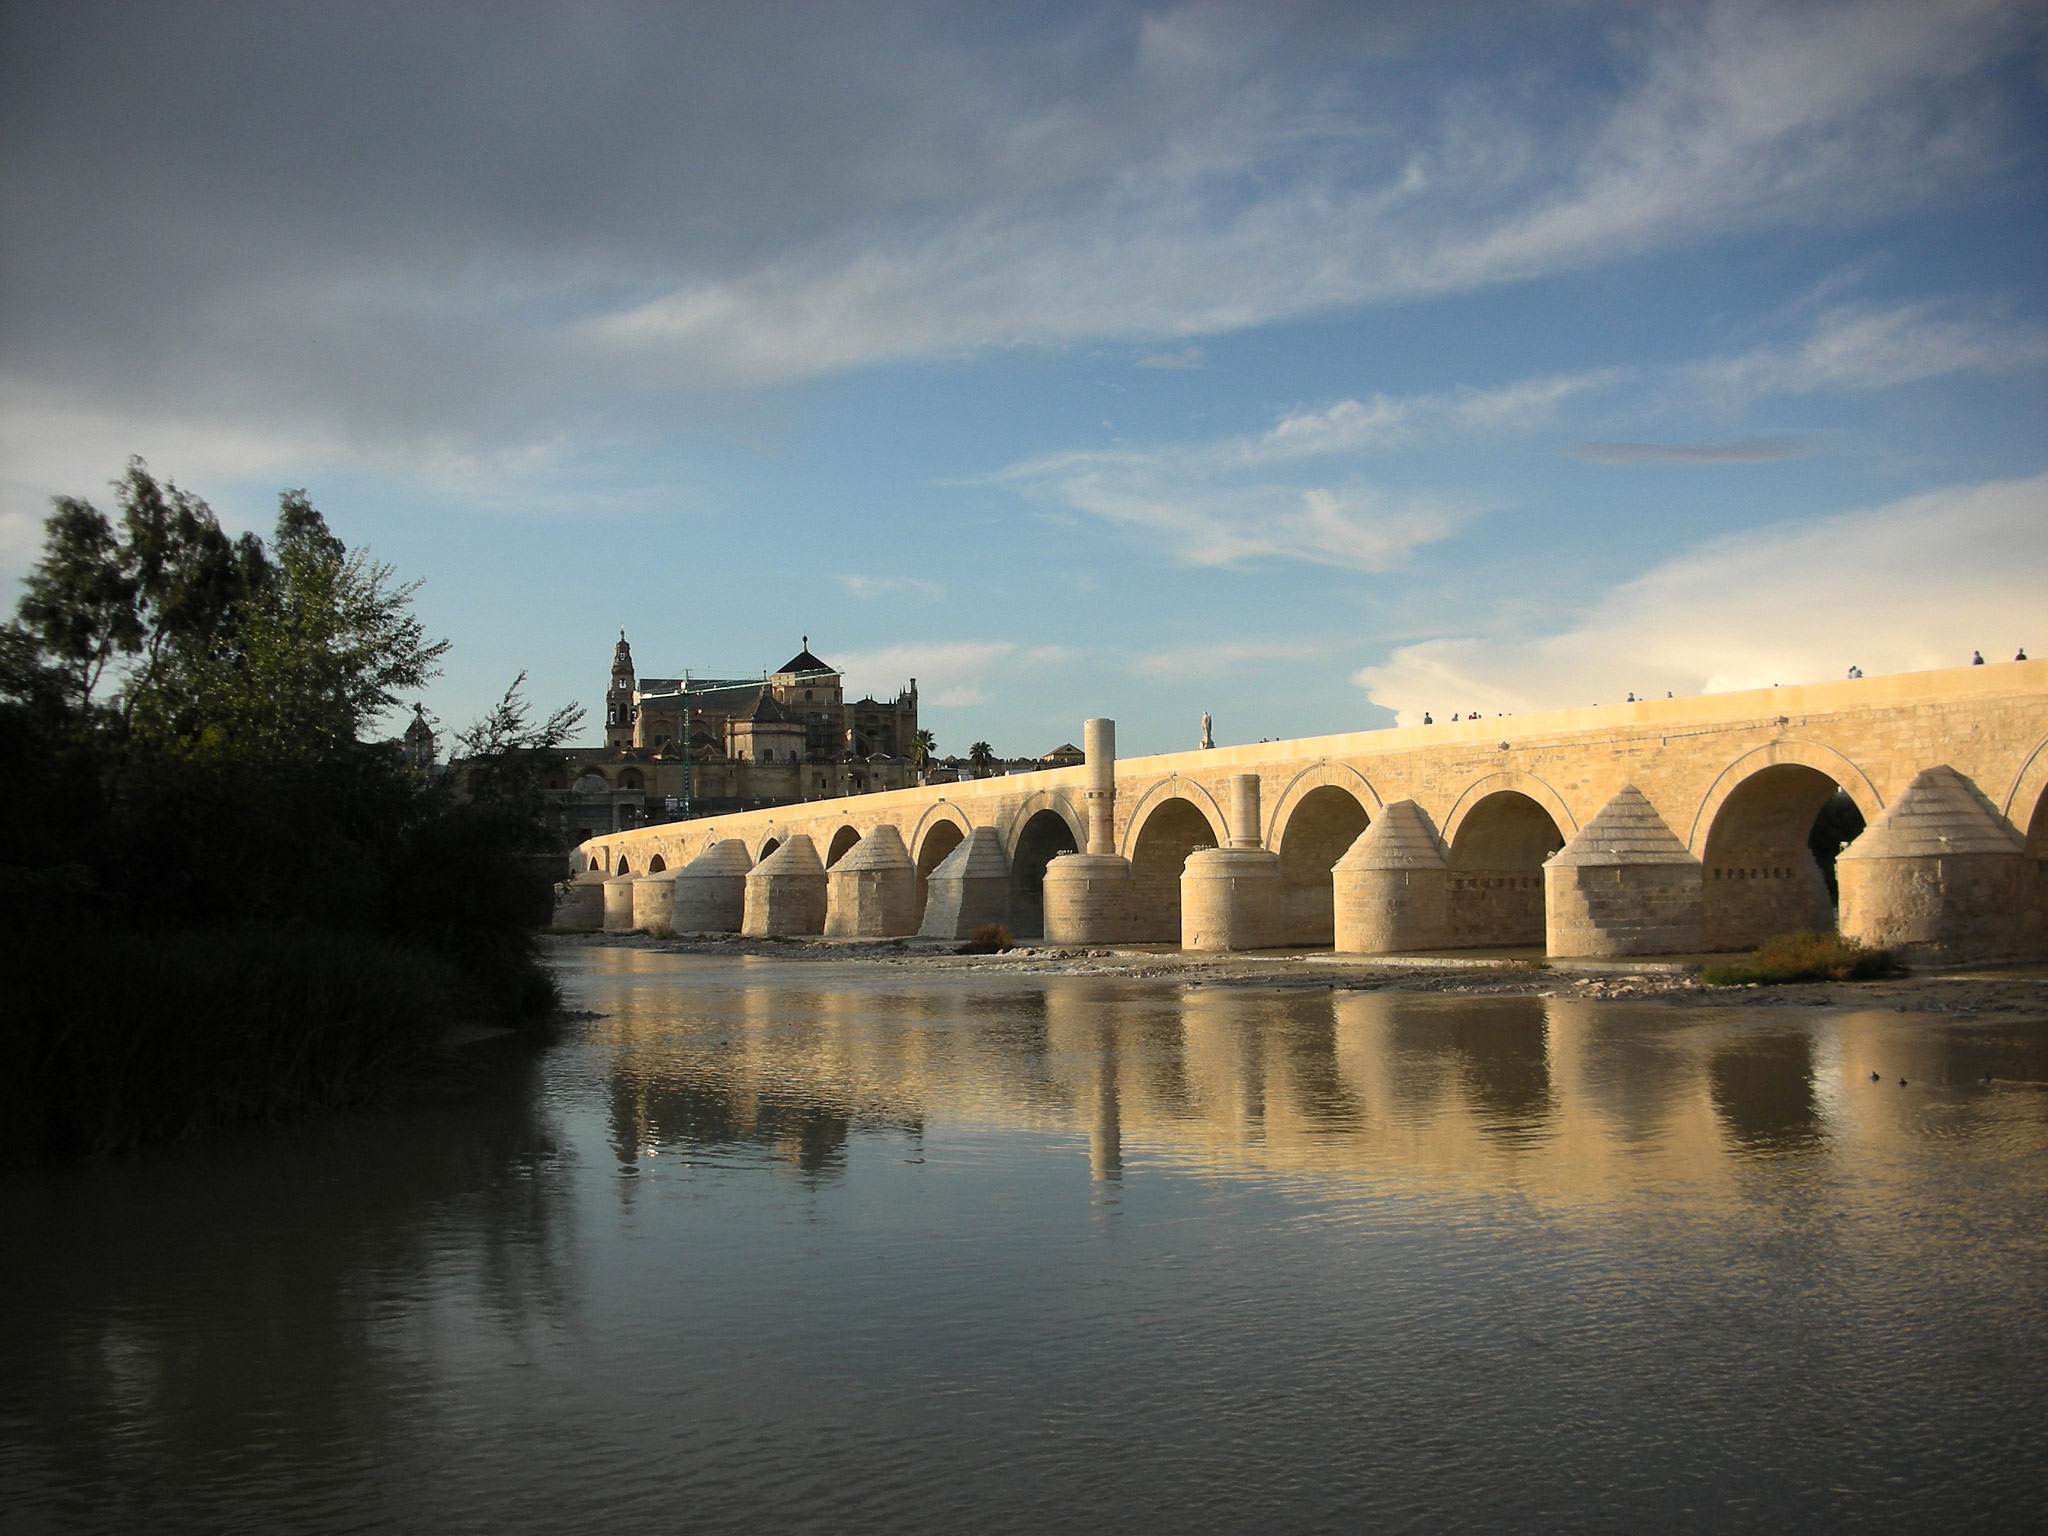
left=647, top=854, right=666, bottom=873
left=756, top=834, right=782, bottom=861
left=1118, top=776, right=1228, bottom=862
left=826, top=825, right=862, bottom=867
left=1690, top=742, right=1881, bottom=951
left=2002, top=730, right=2048, bottom=843
left=1442, top=775, right=1571, bottom=949
left=1262, top=760, right=1384, bottom=848
left=1440, top=770, right=1577, bottom=852
left=1686, top=740, right=1882, bottom=855
left=1271, top=775, right=1376, bottom=946
left=1123, top=779, right=1224, bottom=942
left=615, top=852, right=634, bottom=876
left=1004, top=792, right=1082, bottom=938
left=911, top=810, right=970, bottom=925
left=2009, top=734, right=2048, bottom=959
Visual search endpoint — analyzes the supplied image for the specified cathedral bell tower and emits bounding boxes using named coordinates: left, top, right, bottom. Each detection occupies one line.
left=606, top=630, right=636, bottom=750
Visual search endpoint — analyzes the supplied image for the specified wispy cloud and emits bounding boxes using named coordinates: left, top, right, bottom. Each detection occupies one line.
left=990, top=371, right=1605, bottom=568
left=1699, top=301, right=2048, bottom=398
left=1129, top=636, right=1332, bottom=680
left=1568, top=436, right=1813, bottom=464
left=830, top=640, right=1076, bottom=708
left=1138, top=345, right=1205, bottom=370
left=1352, top=472, right=2048, bottom=722
left=837, top=573, right=947, bottom=601
left=591, top=2, right=2035, bottom=385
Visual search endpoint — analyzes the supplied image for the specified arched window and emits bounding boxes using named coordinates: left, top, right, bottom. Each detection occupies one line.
left=760, top=749, right=774, bottom=762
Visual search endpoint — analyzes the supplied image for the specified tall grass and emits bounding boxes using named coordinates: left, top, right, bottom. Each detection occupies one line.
left=0, top=928, right=490, bottom=1166
left=1700, top=930, right=1900, bottom=987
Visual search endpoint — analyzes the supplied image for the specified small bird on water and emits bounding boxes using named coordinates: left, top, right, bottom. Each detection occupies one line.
left=1899, top=1078, right=1909, bottom=1087
left=1870, top=1071, right=1881, bottom=1081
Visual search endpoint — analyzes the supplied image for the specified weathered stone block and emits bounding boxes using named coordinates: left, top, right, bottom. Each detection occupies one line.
left=671, top=840, right=752, bottom=934
left=825, top=824, right=918, bottom=937
left=1544, top=785, right=1702, bottom=957
left=552, top=870, right=605, bottom=932
left=742, top=834, right=827, bottom=937
left=601, top=873, right=641, bottom=932
left=918, top=826, right=1010, bottom=939
left=1837, top=765, right=2024, bottom=963
left=1181, top=846, right=1282, bottom=951
left=1333, top=800, right=1448, bottom=953
left=1043, top=852, right=1131, bottom=945
left=631, top=869, right=678, bottom=934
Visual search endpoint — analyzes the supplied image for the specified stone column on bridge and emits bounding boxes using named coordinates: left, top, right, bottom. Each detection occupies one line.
left=1836, top=764, right=2026, bottom=964
left=1182, top=774, right=1282, bottom=951
left=825, top=824, right=920, bottom=938
left=670, top=840, right=753, bottom=933
left=742, top=833, right=828, bottom=937
left=917, top=826, right=1011, bottom=939
left=1544, top=785, right=1704, bottom=957
left=1331, top=799, right=1450, bottom=954
left=1044, top=717, right=1134, bottom=944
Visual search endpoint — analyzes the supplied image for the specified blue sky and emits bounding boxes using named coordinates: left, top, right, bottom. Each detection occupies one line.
left=2, top=0, right=2043, bottom=757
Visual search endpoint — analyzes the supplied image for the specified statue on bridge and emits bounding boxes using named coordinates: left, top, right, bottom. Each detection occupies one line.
left=1200, top=711, right=1213, bottom=751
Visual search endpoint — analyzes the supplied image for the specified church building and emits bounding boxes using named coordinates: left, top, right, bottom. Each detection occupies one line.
left=559, top=633, right=921, bottom=830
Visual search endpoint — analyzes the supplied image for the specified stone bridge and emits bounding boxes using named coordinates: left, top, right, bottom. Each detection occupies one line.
left=564, top=660, right=2048, bottom=964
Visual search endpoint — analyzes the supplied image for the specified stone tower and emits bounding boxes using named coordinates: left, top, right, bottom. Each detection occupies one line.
left=606, top=630, right=636, bottom=750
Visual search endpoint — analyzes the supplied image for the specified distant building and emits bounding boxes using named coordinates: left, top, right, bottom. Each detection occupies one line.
left=519, top=634, right=923, bottom=840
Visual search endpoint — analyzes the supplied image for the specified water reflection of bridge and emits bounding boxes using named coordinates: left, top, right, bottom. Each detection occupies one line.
left=582, top=952, right=2044, bottom=1203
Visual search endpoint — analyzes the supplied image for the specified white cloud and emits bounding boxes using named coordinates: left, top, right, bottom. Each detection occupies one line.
left=992, top=371, right=1608, bottom=568
left=1700, top=301, right=2048, bottom=397
left=1129, top=636, right=1332, bottom=680
left=830, top=640, right=1077, bottom=708
left=1138, top=345, right=1206, bottom=370
left=1568, top=437, right=1813, bottom=464
left=1353, top=472, right=2048, bottom=723
left=589, top=2, right=2034, bottom=385
left=837, top=573, right=947, bottom=601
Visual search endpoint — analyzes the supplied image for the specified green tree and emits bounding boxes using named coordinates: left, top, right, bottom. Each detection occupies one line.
left=912, top=727, right=936, bottom=768
left=969, top=740, right=996, bottom=777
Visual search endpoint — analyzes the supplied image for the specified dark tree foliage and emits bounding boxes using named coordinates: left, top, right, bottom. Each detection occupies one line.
left=0, top=460, right=578, bottom=1023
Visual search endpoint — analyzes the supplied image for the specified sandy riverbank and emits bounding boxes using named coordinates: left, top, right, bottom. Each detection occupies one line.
left=549, top=931, right=2048, bottom=1019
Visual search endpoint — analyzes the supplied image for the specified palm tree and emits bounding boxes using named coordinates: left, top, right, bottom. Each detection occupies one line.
left=912, top=728, right=936, bottom=767
left=968, top=741, right=996, bottom=778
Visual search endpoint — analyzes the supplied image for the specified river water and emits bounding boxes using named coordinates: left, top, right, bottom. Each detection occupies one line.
left=3, top=944, right=2045, bottom=1533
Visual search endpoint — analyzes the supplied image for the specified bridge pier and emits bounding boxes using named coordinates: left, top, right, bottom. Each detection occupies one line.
left=1182, top=775, right=1282, bottom=951
left=1837, top=765, right=2026, bottom=964
left=671, top=840, right=752, bottom=933
left=743, top=833, right=827, bottom=936
left=1045, top=718, right=1134, bottom=945
left=1544, top=786, right=1704, bottom=957
left=825, top=824, right=919, bottom=937
left=602, top=870, right=641, bottom=932
left=552, top=869, right=606, bottom=931
left=1332, top=799, right=1450, bottom=953
left=632, top=865, right=680, bottom=934
left=918, top=827, right=1011, bottom=939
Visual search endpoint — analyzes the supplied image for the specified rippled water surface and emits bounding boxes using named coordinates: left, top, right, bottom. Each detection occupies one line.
left=5, top=945, right=2047, bottom=1533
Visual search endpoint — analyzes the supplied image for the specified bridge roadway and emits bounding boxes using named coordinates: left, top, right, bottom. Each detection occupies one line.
left=570, top=660, right=2048, bottom=963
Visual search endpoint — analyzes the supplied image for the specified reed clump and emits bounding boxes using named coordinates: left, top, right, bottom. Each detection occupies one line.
left=1700, top=930, right=1900, bottom=987
left=958, top=924, right=1014, bottom=954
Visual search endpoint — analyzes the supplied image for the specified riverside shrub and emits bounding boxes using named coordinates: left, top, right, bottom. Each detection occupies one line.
left=1701, top=930, right=1900, bottom=986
